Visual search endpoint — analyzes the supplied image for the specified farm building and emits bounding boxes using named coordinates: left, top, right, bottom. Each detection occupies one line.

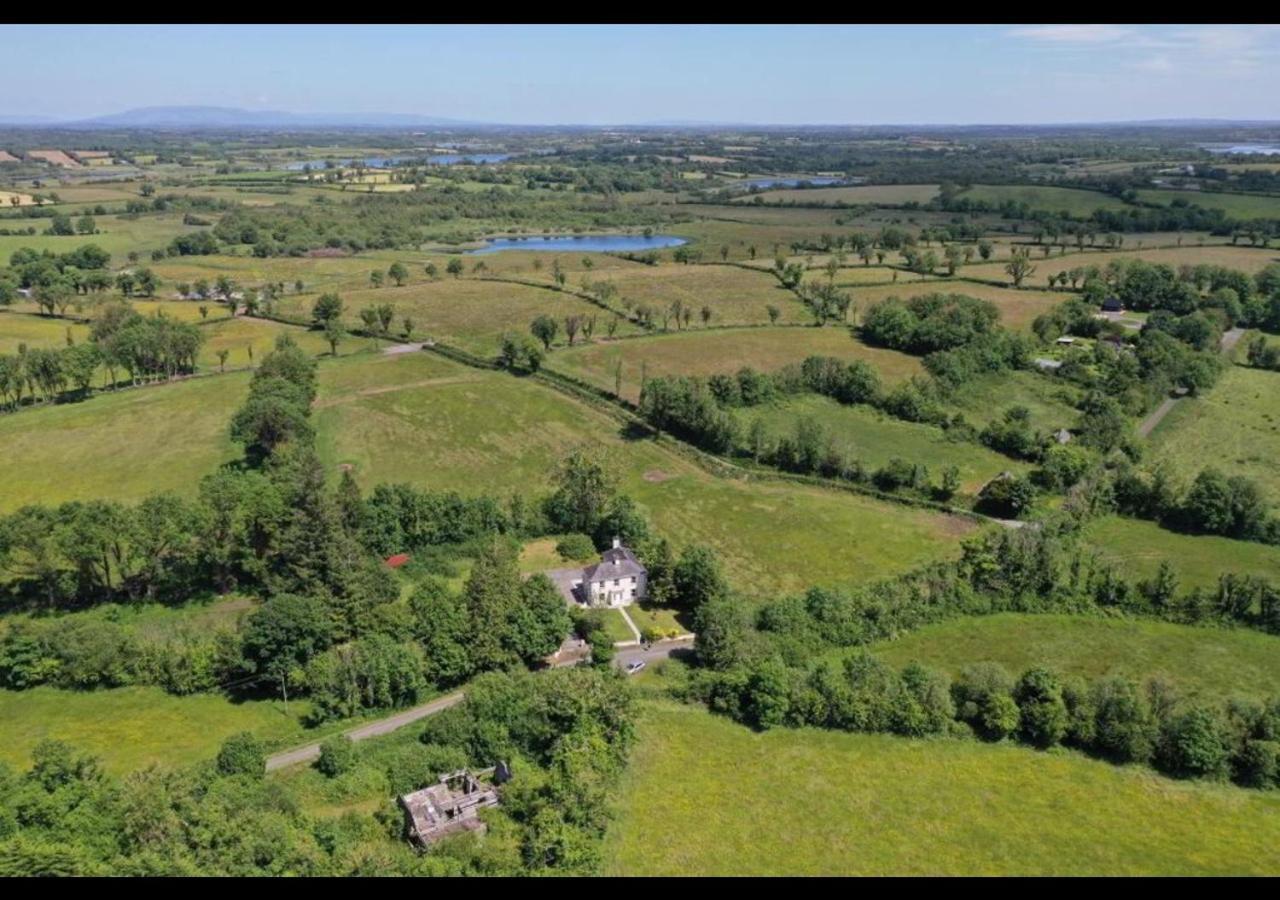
left=1101, top=297, right=1123, bottom=313
left=399, top=768, right=505, bottom=848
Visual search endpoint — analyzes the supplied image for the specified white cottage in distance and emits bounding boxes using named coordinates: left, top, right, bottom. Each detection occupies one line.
left=581, top=538, right=647, bottom=607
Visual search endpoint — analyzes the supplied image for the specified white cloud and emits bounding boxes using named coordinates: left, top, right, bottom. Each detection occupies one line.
left=1007, top=24, right=1132, bottom=44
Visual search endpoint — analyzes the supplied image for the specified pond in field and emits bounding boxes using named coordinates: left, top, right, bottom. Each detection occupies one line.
left=466, top=234, right=688, bottom=254
left=1199, top=143, right=1280, bottom=156
left=285, top=153, right=510, bottom=170
left=734, top=176, right=847, bottom=190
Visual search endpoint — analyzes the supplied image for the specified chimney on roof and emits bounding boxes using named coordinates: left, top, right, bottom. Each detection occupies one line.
left=612, top=536, right=621, bottom=549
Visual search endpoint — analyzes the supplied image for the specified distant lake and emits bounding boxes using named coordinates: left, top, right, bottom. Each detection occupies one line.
left=1200, top=143, right=1280, bottom=156
left=734, top=176, right=846, bottom=190
left=466, top=234, right=688, bottom=255
left=286, top=153, right=510, bottom=171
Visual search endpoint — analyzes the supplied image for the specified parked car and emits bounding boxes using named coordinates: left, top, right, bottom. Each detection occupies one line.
left=625, top=660, right=647, bottom=675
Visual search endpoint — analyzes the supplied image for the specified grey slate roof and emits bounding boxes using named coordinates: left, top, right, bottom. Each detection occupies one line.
left=583, top=545, right=645, bottom=582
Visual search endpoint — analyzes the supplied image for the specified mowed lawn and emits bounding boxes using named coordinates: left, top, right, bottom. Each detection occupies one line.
left=1148, top=365, right=1280, bottom=500
left=548, top=327, right=923, bottom=404
left=871, top=613, right=1280, bottom=701
left=0, top=686, right=316, bottom=775
left=602, top=701, right=1280, bottom=876
left=733, top=394, right=1027, bottom=492
left=1082, top=515, right=1280, bottom=589
left=313, top=352, right=977, bottom=597
left=949, top=369, right=1082, bottom=432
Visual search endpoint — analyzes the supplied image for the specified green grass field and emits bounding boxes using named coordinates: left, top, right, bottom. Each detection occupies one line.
left=315, top=352, right=979, bottom=598
left=594, top=263, right=808, bottom=326
left=730, top=183, right=941, bottom=206
left=0, top=213, right=204, bottom=266
left=0, top=370, right=247, bottom=512
left=871, top=612, right=1280, bottom=701
left=274, top=278, right=646, bottom=354
left=549, top=326, right=923, bottom=404
left=1148, top=365, right=1280, bottom=500
left=0, top=686, right=318, bottom=775
left=950, top=369, right=1082, bottom=432
left=602, top=700, right=1280, bottom=875
left=1137, top=189, right=1280, bottom=221
left=961, top=245, right=1280, bottom=288
left=1082, top=515, right=1280, bottom=588
left=0, top=311, right=91, bottom=354
left=733, top=394, right=1026, bottom=492
left=0, top=350, right=975, bottom=596
left=957, top=184, right=1132, bottom=216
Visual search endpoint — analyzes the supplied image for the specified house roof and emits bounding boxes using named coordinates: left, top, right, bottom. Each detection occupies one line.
left=583, top=545, right=646, bottom=581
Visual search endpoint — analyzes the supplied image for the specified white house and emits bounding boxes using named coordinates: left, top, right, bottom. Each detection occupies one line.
left=578, top=538, right=647, bottom=607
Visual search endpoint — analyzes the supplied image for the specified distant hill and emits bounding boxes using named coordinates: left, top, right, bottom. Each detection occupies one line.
left=61, top=106, right=484, bottom=129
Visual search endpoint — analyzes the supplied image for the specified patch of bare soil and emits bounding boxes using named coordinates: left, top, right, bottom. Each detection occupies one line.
left=643, top=469, right=673, bottom=483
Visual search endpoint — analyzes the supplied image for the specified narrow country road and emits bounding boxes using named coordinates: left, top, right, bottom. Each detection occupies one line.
left=264, top=636, right=696, bottom=772
left=1137, top=395, right=1182, bottom=438
left=1135, top=327, right=1244, bottom=439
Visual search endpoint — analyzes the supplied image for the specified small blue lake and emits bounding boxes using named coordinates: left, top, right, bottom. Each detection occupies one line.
left=1200, top=143, right=1280, bottom=156
left=286, top=153, right=510, bottom=171
left=734, top=176, right=846, bottom=190
left=466, top=234, right=688, bottom=255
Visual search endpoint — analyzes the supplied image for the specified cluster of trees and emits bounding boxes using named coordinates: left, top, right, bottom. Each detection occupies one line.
left=0, top=304, right=206, bottom=411
left=1245, top=333, right=1280, bottom=371
left=207, top=187, right=676, bottom=258
left=694, top=649, right=1280, bottom=789
left=1110, top=463, right=1278, bottom=544
left=861, top=293, right=1033, bottom=387
left=0, top=664, right=638, bottom=875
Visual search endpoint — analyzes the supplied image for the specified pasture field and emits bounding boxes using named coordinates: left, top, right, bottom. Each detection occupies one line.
left=276, top=278, right=647, bottom=354
left=603, top=700, right=1280, bottom=876
left=949, top=369, right=1082, bottom=432
left=669, top=218, right=859, bottom=258
left=840, top=280, right=1070, bottom=332
left=548, top=326, right=924, bottom=403
left=961, top=245, right=1280, bottom=287
left=310, top=352, right=977, bottom=597
left=0, top=370, right=248, bottom=512
left=733, top=394, right=1028, bottom=492
left=0, top=311, right=91, bottom=353
left=957, top=184, right=1132, bottom=215
left=0, top=190, right=38, bottom=206
left=731, top=183, right=941, bottom=206
left=0, top=686, right=315, bottom=775
left=1082, top=515, right=1280, bottom=588
left=0, top=212, right=199, bottom=264
left=193, top=316, right=363, bottom=370
left=871, top=613, right=1280, bottom=701
left=1136, top=189, right=1280, bottom=220
left=0, top=349, right=974, bottom=595
left=681, top=203, right=849, bottom=228
left=596, top=263, right=807, bottom=325
left=1148, top=365, right=1280, bottom=499
left=152, top=252, right=387, bottom=295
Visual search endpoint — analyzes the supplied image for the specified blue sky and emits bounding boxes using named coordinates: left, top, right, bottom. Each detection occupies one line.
left=4, top=24, right=1280, bottom=124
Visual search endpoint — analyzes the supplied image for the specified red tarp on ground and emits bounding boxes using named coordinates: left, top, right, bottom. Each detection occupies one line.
left=385, top=553, right=410, bottom=569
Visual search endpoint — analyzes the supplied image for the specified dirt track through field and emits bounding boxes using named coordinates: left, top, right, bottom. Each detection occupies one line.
left=313, top=374, right=484, bottom=409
